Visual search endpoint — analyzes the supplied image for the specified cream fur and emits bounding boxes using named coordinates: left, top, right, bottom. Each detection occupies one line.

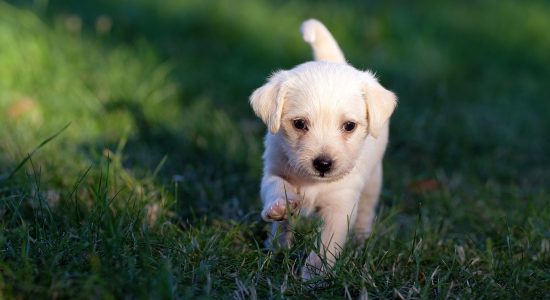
left=249, top=19, right=397, bottom=280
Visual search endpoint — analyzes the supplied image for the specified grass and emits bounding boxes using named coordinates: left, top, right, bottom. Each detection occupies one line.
left=0, top=0, right=549, bottom=298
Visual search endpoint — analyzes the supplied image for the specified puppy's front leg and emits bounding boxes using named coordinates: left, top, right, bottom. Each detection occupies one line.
left=260, top=174, right=299, bottom=248
left=302, top=193, right=358, bottom=280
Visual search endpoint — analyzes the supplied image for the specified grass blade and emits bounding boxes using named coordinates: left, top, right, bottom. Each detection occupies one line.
left=3, top=122, right=71, bottom=181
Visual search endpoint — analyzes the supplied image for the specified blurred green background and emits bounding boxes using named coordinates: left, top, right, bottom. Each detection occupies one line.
left=0, top=0, right=549, bottom=298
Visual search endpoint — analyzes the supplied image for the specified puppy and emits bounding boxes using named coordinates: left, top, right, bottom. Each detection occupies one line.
left=249, top=19, right=397, bottom=279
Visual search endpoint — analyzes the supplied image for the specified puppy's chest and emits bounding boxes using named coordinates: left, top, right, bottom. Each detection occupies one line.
left=292, top=181, right=349, bottom=213
left=292, top=184, right=323, bottom=214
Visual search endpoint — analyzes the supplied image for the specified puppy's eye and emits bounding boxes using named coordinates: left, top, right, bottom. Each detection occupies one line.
left=343, top=121, right=356, bottom=132
left=293, top=119, right=307, bottom=130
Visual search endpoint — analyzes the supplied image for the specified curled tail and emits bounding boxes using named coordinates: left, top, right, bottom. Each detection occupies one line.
left=300, top=19, right=346, bottom=63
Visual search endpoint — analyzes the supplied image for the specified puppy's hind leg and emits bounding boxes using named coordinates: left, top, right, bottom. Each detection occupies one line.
left=265, top=221, right=293, bottom=249
left=353, top=163, right=382, bottom=243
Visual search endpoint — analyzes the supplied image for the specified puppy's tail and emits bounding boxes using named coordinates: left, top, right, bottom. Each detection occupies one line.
left=301, top=19, right=346, bottom=63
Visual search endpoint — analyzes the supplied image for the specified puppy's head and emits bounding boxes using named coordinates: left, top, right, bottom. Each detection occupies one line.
left=250, top=62, right=396, bottom=181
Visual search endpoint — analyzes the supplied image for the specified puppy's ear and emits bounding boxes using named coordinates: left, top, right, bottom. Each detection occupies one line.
left=249, top=71, right=289, bottom=134
left=362, top=74, right=397, bottom=138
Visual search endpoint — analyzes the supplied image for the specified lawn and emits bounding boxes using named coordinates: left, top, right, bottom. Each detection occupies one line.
left=0, top=0, right=549, bottom=298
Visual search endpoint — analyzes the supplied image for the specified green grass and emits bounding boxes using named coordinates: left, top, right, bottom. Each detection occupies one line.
left=1, top=0, right=549, bottom=298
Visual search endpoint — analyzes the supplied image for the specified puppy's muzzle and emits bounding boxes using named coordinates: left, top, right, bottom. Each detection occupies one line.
left=313, top=156, right=333, bottom=175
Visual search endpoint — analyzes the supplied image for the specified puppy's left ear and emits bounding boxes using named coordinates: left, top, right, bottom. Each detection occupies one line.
left=362, top=74, right=397, bottom=138
left=249, top=71, right=289, bottom=134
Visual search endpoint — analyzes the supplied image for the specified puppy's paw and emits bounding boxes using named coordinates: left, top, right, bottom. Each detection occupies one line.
left=261, top=198, right=300, bottom=222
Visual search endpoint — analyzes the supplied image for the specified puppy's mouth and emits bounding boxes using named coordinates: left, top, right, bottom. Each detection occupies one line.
left=315, top=171, right=335, bottom=180
left=313, top=168, right=351, bottom=182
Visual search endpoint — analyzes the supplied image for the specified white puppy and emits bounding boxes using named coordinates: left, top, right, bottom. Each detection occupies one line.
left=249, top=19, right=397, bottom=279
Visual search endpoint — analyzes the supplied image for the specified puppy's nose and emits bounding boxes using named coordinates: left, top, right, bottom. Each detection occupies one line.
left=313, top=156, right=333, bottom=173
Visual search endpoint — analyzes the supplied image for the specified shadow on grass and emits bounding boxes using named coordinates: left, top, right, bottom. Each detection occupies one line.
left=99, top=97, right=262, bottom=219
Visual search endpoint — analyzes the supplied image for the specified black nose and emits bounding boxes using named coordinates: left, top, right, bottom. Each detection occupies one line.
left=313, top=156, right=333, bottom=173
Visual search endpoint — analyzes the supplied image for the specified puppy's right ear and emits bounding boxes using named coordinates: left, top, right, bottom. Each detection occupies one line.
left=249, top=71, right=289, bottom=134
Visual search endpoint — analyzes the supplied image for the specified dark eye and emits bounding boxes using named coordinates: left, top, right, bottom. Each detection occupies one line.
left=293, top=119, right=307, bottom=130
left=343, top=121, right=356, bottom=132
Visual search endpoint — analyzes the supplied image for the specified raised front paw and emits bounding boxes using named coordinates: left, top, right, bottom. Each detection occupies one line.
left=261, top=198, right=300, bottom=222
